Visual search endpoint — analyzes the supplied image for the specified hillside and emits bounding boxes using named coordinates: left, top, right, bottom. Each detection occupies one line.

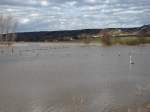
left=6, top=25, right=150, bottom=42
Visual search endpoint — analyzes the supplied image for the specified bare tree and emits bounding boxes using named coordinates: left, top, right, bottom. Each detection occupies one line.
left=0, top=14, right=18, bottom=44
left=0, top=14, right=4, bottom=42
left=100, top=29, right=112, bottom=46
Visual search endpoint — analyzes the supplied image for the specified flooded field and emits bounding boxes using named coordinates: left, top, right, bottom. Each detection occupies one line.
left=0, top=43, right=150, bottom=112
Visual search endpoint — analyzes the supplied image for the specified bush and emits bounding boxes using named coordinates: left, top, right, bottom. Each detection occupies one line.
left=101, top=31, right=112, bottom=46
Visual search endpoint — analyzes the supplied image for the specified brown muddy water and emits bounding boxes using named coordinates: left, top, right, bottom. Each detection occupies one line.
left=0, top=43, right=150, bottom=112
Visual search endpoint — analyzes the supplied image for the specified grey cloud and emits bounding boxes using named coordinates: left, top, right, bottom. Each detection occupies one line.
left=0, top=0, right=150, bottom=32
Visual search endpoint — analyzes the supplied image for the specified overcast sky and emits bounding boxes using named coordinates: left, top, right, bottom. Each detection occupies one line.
left=0, top=0, right=150, bottom=32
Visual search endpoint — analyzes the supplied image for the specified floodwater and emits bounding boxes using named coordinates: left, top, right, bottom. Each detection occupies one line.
left=0, top=43, right=150, bottom=112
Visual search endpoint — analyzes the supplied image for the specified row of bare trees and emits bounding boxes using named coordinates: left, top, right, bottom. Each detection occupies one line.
left=0, top=14, right=18, bottom=44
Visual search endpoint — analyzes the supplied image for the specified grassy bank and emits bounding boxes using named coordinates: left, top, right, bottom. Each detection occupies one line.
left=80, top=36, right=150, bottom=46
left=112, top=37, right=150, bottom=45
left=0, top=37, right=150, bottom=46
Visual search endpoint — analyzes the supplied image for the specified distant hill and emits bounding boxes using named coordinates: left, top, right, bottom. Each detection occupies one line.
left=137, top=25, right=150, bottom=37
left=16, top=29, right=101, bottom=42
left=13, top=25, right=150, bottom=42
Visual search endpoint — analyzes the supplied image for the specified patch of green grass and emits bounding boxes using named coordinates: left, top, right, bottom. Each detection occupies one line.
left=80, top=37, right=101, bottom=44
left=78, top=36, right=150, bottom=46
left=81, top=38, right=91, bottom=44
left=142, top=37, right=150, bottom=44
left=112, top=37, right=150, bottom=45
left=112, top=37, right=140, bottom=45
left=89, top=37, right=101, bottom=43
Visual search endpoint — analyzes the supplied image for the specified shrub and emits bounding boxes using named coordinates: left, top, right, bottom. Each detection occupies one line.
left=101, top=31, right=112, bottom=46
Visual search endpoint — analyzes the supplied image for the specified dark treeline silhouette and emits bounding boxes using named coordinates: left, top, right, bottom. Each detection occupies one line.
left=16, top=29, right=101, bottom=42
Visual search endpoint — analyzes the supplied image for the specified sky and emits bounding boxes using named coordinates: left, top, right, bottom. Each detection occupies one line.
left=0, top=0, right=150, bottom=32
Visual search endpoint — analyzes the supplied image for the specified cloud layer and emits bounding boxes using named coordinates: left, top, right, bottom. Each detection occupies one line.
left=0, top=0, right=150, bottom=32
